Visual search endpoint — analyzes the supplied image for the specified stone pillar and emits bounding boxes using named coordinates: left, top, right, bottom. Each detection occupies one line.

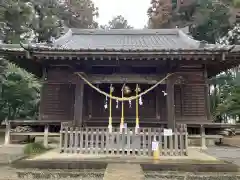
left=167, top=76, right=175, bottom=129
left=200, top=125, right=206, bottom=149
left=73, top=80, right=84, bottom=127
left=4, top=120, right=10, bottom=145
left=43, top=124, right=49, bottom=148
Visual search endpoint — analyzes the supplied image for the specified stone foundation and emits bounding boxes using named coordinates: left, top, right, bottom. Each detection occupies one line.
left=188, top=138, right=218, bottom=147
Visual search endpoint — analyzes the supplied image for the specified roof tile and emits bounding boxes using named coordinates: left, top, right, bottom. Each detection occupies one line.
left=53, top=28, right=202, bottom=51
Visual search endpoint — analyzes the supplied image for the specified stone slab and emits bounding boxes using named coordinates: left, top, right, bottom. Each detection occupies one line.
left=0, top=145, right=25, bottom=164
left=204, top=146, right=240, bottom=166
left=103, top=163, right=144, bottom=180
left=144, top=172, right=240, bottom=180
left=28, top=147, right=217, bottom=162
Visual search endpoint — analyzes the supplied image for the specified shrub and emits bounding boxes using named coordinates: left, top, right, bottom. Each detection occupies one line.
left=23, top=142, right=48, bottom=155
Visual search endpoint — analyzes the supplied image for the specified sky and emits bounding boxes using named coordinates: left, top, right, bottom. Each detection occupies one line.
left=92, top=0, right=150, bottom=29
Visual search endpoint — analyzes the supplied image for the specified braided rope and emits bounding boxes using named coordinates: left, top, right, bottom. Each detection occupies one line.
left=75, top=72, right=173, bottom=101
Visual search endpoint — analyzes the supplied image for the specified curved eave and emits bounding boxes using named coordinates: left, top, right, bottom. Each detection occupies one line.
left=27, top=47, right=233, bottom=54
left=0, top=48, right=43, bottom=77
left=0, top=45, right=239, bottom=78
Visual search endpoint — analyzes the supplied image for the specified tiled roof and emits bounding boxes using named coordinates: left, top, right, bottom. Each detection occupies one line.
left=0, top=28, right=236, bottom=53
left=49, top=28, right=229, bottom=52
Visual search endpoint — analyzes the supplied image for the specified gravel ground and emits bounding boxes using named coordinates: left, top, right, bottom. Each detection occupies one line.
left=144, top=171, right=240, bottom=180
left=203, top=146, right=240, bottom=166
left=0, top=143, right=239, bottom=179
left=0, top=166, right=105, bottom=180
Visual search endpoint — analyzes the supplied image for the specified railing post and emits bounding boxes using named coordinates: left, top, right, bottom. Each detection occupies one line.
left=184, top=124, right=188, bottom=156
left=43, top=124, right=49, bottom=148
left=59, top=123, right=63, bottom=152
left=200, top=125, right=206, bottom=149
left=4, top=120, right=10, bottom=145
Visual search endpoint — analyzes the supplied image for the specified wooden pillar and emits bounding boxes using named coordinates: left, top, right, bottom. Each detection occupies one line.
left=167, top=76, right=175, bottom=129
left=204, top=67, right=211, bottom=120
left=155, top=87, right=160, bottom=120
left=74, top=80, right=84, bottom=127
left=39, top=67, right=47, bottom=120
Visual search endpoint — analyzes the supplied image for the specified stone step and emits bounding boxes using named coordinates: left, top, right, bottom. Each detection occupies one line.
left=103, top=163, right=144, bottom=180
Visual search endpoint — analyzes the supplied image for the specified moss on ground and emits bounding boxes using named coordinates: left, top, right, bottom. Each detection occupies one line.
left=23, top=142, right=51, bottom=156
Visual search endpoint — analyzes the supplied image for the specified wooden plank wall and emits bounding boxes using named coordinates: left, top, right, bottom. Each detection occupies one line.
left=40, top=83, right=75, bottom=121
left=175, top=72, right=207, bottom=122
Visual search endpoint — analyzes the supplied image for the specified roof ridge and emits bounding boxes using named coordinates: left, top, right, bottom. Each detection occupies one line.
left=70, top=28, right=179, bottom=35
left=53, top=29, right=73, bottom=47
left=178, top=29, right=200, bottom=48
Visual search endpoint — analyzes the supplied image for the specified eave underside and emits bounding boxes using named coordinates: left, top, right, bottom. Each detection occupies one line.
left=1, top=50, right=240, bottom=77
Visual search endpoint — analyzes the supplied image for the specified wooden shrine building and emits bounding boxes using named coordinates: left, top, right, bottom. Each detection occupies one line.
left=1, top=28, right=240, bottom=155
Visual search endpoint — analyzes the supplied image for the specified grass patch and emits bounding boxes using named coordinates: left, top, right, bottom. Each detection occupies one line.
left=24, top=142, right=51, bottom=156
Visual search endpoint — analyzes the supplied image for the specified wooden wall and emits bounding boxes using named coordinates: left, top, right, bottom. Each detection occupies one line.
left=174, top=72, right=208, bottom=122
left=40, top=83, right=75, bottom=121
left=39, top=68, right=209, bottom=124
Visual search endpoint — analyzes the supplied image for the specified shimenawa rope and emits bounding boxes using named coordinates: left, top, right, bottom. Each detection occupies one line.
left=75, top=72, right=173, bottom=101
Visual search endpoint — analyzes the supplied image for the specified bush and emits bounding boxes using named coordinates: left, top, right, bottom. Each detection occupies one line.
left=23, top=142, right=48, bottom=155
left=233, top=0, right=240, bottom=8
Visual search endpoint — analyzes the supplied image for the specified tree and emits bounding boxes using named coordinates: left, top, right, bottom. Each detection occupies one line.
left=147, top=0, right=198, bottom=28
left=147, top=0, right=172, bottom=28
left=57, top=0, right=99, bottom=28
left=100, top=15, right=133, bottom=29
left=30, top=0, right=64, bottom=43
left=209, top=24, right=240, bottom=123
left=147, top=0, right=232, bottom=44
left=0, top=63, right=40, bottom=120
left=0, top=0, right=64, bottom=43
left=219, top=24, right=240, bottom=45
left=0, top=0, right=36, bottom=43
left=191, top=0, right=231, bottom=43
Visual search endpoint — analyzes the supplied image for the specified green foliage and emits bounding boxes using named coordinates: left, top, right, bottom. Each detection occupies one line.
left=0, top=0, right=64, bottom=43
left=192, top=0, right=231, bottom=43
left=24, top=142, right=48, bottom=155
left=57, top=0, right=99, bottom=28
left=0, top=0, right=99, bottom=123
left=233, top=0, right=240, bottom=8
left=210, top=24, right=240, bottom=123
left=100, top=15, right=133, bottom=29
left=30, top=0, right=64, bottom=43
left=0, top=63, right=40, bottom=120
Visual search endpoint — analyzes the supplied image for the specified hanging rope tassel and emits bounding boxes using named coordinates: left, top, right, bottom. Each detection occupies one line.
left=104, top=96, right=108, bottom=109
left=108, top=84, right=114, bottom=133
left=120, top=84, right=125, bottom=134
left=135, top=84, right=140, bottom=134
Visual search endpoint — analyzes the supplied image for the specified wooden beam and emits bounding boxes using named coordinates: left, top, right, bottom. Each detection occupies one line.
left=73, top=80, right=84, bottom=126
left=155, top=87, right=160, bottom=120
left=204, top=66, right=211, bottom=120
left=167, top=76, right=175, bottom=129
left=87, top=74, right=166, bottom=84
left=39, top=67, right=47, bottom=120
